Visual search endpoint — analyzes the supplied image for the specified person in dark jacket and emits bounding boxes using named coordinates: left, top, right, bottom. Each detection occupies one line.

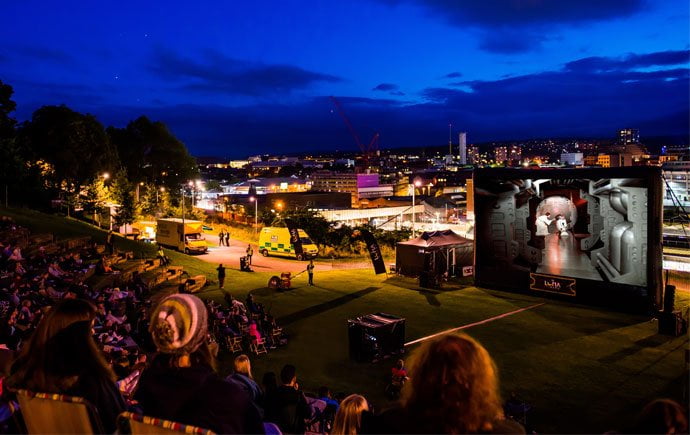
left=227, top=354, right=263, bottom=414
left=7, top=299, right=125, bottom=433
left=134, top=294, right=264, bottom=434
left=265, top=364, right=311, bottom=434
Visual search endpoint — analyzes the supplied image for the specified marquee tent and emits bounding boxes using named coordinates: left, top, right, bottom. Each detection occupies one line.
left=395, top=230, right=473, bottom=277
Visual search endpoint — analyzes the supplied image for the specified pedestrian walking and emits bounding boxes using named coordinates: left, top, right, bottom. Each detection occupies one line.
left=218, top=230, right=225, bottom=247
left=306, top=260, right=315, bottom=286
left=217, top=263, right=226, bottom=289
left=246, top=244, right=253, bottom=265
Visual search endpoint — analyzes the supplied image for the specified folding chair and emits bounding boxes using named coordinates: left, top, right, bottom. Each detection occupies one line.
left=226, top=335, right=243, bottom=353
left=15, top=389, right=103, bottom=434
left=118, top=411, right=215, bottom=434
left=250, top=337, right=267, bottom=355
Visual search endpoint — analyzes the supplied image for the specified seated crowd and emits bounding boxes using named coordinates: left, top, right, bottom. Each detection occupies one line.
left=0, top=217, right=687, bottom=434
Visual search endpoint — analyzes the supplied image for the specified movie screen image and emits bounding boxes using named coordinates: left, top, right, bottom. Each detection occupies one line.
left=475, top=176, right=649, bottom=290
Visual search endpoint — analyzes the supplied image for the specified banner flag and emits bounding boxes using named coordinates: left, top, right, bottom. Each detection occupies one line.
left=359, top=229, right=387, bottom=274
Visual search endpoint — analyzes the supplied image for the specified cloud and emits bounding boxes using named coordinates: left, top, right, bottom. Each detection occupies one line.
left=387, top=0, right=646, bottom=27
left=372, top=83, right=399, bottom=91
left=0, top=45, right=74, bottom=64
left=149, top=48, right=342, bottom=96
left=478, top=30, right=547, bottom=54
left=380, top=0, right=647, bottom=53
left=565, top=49, right=690, bottom=72
left=444, top=72, right=462, bottom=79
left=15, top=49, right=686, bottom=158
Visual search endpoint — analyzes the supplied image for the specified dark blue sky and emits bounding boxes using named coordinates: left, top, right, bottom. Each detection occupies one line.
left=2, top=0, right=688, bottom=157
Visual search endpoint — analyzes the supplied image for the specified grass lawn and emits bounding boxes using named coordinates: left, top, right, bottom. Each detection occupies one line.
left=3, top=207, right=689, bottom=433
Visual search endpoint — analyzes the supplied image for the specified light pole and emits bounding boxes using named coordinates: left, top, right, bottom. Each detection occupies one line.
left=181, top=186, right=185, bottom=252
left=249, top=196, right=258, bottom=234
left=412, top=179, right=421, bottom=234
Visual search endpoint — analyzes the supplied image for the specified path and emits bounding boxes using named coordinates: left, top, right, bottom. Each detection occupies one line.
left=196, top=234, right=371, bottom=273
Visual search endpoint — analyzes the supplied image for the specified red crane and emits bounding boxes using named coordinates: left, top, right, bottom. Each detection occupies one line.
left=329, top=96, right=379, bottom=168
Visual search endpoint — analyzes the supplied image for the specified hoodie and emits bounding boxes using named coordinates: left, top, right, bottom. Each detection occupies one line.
left=134, top=363, right=264, bottom=434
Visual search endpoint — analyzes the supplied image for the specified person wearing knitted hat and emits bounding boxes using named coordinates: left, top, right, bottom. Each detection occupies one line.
left=135, top=294, right=264, bottom=434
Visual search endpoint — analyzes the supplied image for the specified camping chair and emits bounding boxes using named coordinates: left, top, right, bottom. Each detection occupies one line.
left=15, top=389, right=103, bottom=434
left=249, top=337, right=268, bottom=355
left=118, top=411, right=215, bottom=434
left=226, top=335, right=243, bottom=353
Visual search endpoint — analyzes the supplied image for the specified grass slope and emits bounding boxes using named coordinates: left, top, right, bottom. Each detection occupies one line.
left=3, top=207, right=689, bottom=433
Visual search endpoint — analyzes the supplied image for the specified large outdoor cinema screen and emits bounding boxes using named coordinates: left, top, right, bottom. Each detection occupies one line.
left=473, top=167, right=663, bottom=311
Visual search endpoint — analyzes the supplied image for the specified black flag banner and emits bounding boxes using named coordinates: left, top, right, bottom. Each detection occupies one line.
left=358, top=229, right=387, bottom=274
left=284, top=219, right=304, bottom=255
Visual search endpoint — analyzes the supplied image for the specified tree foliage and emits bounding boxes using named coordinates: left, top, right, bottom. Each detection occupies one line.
left=20, top=105, right=117, bottom=187
left=107, top=116, right=199, bottom=189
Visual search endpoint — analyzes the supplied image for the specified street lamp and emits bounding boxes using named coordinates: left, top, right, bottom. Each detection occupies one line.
left=249, top=196, right=258, bottom=234
left=412, top=179, right=422, bottom=234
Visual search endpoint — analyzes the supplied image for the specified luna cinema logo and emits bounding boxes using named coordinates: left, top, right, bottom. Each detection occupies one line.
left=529, top=273, right=576, bottom=296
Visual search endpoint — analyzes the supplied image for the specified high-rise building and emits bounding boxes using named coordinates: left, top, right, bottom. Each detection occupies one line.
left=494, top=146, right=508, bottom=164
left=619, top=128, right=640, bottom=144
left=467, top=146, right=480, bottom=165
left=508, top=145, right=522, bottom=162
left=458, top=132, right=467, bottom=165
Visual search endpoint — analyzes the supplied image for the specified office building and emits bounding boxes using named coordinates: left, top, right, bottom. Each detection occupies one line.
left=458, top=132, right=467, bottom=165
left=561, top=152, right=584, bottom=166
left=619, top=128, right=640, bottom=144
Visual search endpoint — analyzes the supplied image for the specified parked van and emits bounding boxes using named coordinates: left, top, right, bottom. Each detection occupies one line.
left=156, top=218, right=208, bottom=254
left=258, top=227, right=318, bottom=260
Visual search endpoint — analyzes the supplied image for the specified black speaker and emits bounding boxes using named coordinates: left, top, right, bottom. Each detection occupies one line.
left=348, top=313, right=405, bottom=362
left=658, top=311, right=687, bottom=336
left=663, top=285, right=676, bottom=313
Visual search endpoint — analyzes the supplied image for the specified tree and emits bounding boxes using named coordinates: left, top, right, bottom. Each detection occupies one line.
left=114, top=188, right=137, bottom=231
left=82, top=177, right=110, bottom=225
left=281, top=208, right=332, bottom=248
left=21, top=105, right=117, bottom=188
left=0, top=80, right=17, bottom=140
left=107, top=116, right=199, bottom=189
left=108, top=169, right=138, bottom=231
left=139, top=183, right=160, bottom=217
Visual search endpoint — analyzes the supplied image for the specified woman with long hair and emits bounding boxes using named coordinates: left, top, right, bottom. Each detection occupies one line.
left=375, top=332, right=523, bottom=434
left=134, top=294, right=263, bottom=434
left=227, top=354, right=264, bottom=414
left=7, top=298, right=125, bottom=433
left=331, top=394, right=368, bottom=435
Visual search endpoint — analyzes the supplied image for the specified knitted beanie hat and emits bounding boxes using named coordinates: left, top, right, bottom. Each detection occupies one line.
left=150, top=294, right=208, bottom=355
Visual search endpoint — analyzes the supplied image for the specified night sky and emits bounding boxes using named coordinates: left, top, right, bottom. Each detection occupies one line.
left=2, top=0, right=688, bottom=157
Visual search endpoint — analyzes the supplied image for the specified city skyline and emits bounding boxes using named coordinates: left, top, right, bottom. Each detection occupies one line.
left=2, top=0, right=688, bottom=157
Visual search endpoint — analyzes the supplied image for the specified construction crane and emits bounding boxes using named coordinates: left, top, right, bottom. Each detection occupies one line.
left=329, top=96, right=379, bottom=169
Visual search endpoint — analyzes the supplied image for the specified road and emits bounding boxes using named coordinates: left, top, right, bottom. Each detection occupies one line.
left=196, top=234, right=371, bottom=274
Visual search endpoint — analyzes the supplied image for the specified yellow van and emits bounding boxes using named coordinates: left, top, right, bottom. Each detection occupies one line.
left=156, top=218, right=208, bottom=254
left=258, top=227, right=318, bottom=260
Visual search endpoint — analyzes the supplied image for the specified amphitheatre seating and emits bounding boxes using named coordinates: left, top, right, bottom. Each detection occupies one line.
left=28, top=233, right=54, bottom=246
left=182, top=275, right=207, bottom=293
left=141, top=258, right=160, bottom=272
left=118, top=411, right=215, bottom=435
left=15, top=389, right=104, bottom=434
left=145, top=266, right=184, bottom=288
left=59, top=236, right=91, bottom=251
